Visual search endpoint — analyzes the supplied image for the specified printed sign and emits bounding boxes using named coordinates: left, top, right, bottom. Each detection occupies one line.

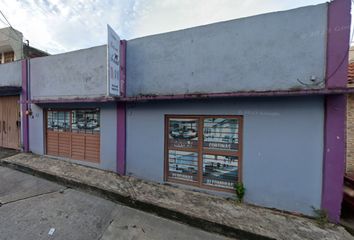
left=107, top=24, right=120, bottom=96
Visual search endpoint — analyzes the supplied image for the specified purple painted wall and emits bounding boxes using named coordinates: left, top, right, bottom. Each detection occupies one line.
left=117, top=102, right=126, bottom=175
left=322, top=95, right=347, bottom=222
left=322, top=0, right=351, bottom=222
left=325, top=0, right=351, bottom=88
left=21, top=59, right=29, bottom=152
left=116, top=39, right=127, bottom=175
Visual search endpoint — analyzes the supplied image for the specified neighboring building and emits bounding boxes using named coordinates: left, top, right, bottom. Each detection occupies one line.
left=0, top=27, right=48, bottom=63
left=345, top=48, right=354, bottom=213
left=347, top=59, right=354, bottom=173
left=0, top=0, right=350, bottom=223
left=0, top=27, right=48, bottom=149
left=0, top=27, right=23, bottom=62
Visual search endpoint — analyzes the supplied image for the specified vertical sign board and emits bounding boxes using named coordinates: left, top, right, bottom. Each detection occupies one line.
left=107, top=24, right=120, bottom=96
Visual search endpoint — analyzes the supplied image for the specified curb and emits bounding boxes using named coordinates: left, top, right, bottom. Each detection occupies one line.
left=0, top=160, right=275, bottom=240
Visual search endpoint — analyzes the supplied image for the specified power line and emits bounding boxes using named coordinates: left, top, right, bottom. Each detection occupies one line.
left=0, top=9, right=23, bottom=40
left=0, top=9, right=11, bottom=27
left=0, top=17, right=7, bottom=26
left=324, top=0, right=354, bottom=81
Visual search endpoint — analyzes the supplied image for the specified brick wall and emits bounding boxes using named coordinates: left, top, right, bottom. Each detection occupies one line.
left=347, top=94, right=354, bottom=173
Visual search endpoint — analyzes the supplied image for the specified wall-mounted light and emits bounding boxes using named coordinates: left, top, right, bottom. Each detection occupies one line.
left=25, top=109, right=32, bottom=116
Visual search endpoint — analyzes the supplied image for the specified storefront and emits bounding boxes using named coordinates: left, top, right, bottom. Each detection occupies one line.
left=126, top=97, right=325, bottom=216
left=45, top=108, right=100, bottom=163
left=29, top=102, right=117, bottom=172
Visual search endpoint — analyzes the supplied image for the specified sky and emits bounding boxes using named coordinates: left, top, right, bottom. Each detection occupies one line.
left=0, top=0, right=335, bottom=54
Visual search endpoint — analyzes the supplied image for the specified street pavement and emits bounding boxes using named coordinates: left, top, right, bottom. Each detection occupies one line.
left=0, top=166, right=234, bottom=240
left=0, top=148, right=18, bottom=160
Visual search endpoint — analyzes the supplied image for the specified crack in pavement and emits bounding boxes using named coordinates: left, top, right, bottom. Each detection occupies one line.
left=0, top=187, right=69, bottom=207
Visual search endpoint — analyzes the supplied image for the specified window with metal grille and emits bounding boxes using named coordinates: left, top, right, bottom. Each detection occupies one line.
left=4, top=51, right=14, bottom=63
left=165, top=115, right=242, bottom=192
left=47, top=109, right=100, bottom=134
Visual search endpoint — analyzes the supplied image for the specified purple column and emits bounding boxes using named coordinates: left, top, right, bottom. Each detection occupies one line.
left=117, top=40, right=127, bottom=175
left=117, top=102, right=126, bottom=175
left=322, top=95, right=346, bottom=222
left=325, top=0, right=351, bottom=88
left=21, top=59, right=29, bottom=152
left=322, top=0, right=351, bottom=222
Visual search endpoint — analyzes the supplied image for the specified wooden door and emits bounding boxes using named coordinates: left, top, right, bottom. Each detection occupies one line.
left=46, top=109, right=100, bottom=163
left=0, top=96, right=20, bottom=149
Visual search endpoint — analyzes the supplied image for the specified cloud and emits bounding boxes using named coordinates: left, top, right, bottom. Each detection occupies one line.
left=0, top=0, right=327, bottom=54
left=128, top=0, right=327, bottom=39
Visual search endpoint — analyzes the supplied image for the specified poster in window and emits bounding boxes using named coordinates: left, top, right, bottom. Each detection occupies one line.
left=202, top=154, right=238, bottom=189
left=168, top=150, right=198, bottom=182
left=168, top=118, right=198, bottom=149
left=203, top=118, right=239, bottom=151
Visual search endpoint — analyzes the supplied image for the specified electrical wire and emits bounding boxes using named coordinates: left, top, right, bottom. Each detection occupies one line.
left=0, top=9, right=22, bottom=40
left=324, top=16, right=354, bottom=82
left=0, top=9, right=24, bottom=42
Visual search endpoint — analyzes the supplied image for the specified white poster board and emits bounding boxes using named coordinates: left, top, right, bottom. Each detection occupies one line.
left=107, top=24, right=120, bottom=96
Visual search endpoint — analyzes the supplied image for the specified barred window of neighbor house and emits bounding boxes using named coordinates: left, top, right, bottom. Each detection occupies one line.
left=4, top=51, right=14, bottom=63
left=165, top=115, right=242, bottom=192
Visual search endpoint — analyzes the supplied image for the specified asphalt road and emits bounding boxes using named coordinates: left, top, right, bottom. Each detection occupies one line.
left=0, top=166, right=234, bottom=240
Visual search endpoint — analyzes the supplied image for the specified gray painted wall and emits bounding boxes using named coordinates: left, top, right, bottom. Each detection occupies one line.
left=126, top=97, right=324, bottom=215
left=0, top=60, right=22, bottom=87
left=30, top=45, right=107, bottom=101
left=127, top=4, right=327, bottom=96
left=29, top=102, right=117, bottom=172
left=29, top=104, right=44, bottom=155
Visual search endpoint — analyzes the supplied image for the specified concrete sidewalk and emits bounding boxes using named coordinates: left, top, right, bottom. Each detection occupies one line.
left=1, top=153, right=353, bottom=240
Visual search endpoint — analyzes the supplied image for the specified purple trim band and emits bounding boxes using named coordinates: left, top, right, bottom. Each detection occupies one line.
left=29, top=88, right=354, bottom=104
left=31, top=96, right=116, bottom=104
left=21, top=60, right=29, bottom=152
left=322, top=95, right=346, bottom=222
left=325, top=0, right=351, bottom=88
left=117, top=102, right=126, bottom=175
left=120, top=88, right=354, bottom=102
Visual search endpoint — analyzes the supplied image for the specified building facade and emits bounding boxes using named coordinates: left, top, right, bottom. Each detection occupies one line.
left=0, top=27, right=48, bottom=150
left=0, top=0, right=350, bottom=223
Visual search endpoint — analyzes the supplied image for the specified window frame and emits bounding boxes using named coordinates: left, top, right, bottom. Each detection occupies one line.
left=46, top=108, right=101, bottom=135
left=164, top=115, right=243, bottom=193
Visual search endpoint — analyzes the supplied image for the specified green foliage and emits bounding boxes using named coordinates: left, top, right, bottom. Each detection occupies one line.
left=311, top=207, right=329, bottom=227
left=234, top=182, right=246, bottom=203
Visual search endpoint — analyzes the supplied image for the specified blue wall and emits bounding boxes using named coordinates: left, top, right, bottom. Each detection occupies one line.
left=126, top=4, right=327, bottom=96
left=126, top=96, right=324, bottom=215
